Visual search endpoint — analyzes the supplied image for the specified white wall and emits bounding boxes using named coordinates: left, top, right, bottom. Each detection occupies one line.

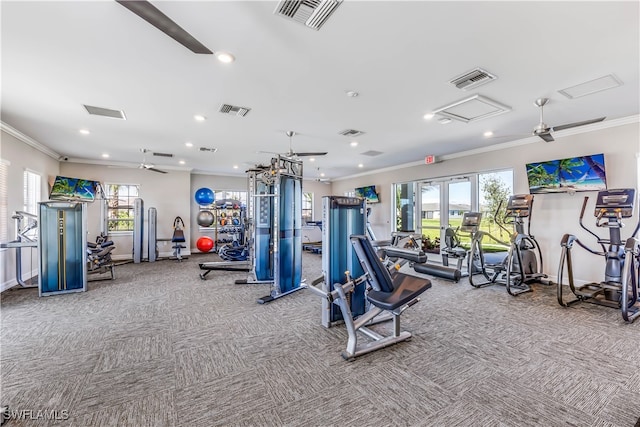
left=332, top=121, right=640, bottom=284
left=60, top=163, right=191, bottom=260
left=1, top=130, right=60, bottom=290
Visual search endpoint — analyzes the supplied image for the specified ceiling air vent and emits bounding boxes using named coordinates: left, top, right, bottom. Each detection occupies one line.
left=199, top=147, right=218, bottom=153
left=83, top=104, right=126, bottom=120
left=450, top=68, right=497, bottom=91
left=274, top=0, right=342, bottom=31
left=361, top=150, right=383, bottom=157
left=152, top=152, right=173, bottom=158
left=339, top=129, right=365, bottom=137
left=219, top=104, right=251, bottom=117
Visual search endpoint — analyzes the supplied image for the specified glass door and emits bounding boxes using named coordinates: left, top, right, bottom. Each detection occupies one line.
left=415, top=178, right=471, bottom=257
left=447, top=180, right=472, bottom=247
left=418, top=182, right=442, bottom=253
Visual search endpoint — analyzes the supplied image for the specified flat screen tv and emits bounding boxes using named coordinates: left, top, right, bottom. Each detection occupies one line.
left=526, top=153, right=607, bottom=194
left=50, top=176, right=100, bottom=202
left=355, top=185, right=380, bottom=203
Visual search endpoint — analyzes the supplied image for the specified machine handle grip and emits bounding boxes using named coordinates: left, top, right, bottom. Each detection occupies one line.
left=579, top=196, right=589, bottom=220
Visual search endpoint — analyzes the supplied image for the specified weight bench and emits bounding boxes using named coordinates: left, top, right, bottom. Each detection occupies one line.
left=308, top=235, right=431, bottom=360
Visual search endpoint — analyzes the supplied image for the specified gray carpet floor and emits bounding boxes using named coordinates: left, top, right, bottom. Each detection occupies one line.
left=1, top=252, right=639, bottom=427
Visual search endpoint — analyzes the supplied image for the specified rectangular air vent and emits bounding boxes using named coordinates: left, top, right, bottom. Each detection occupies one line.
left=450, top=68, right=497, bottom=90
left=432, top=95, right=511, bottom=123
left=219, top=104, right=251, bottom=117
left=361, top=150, right=383, bottom=157
left=199, top=147, right=218, bottom=153
left=274, top=0, right=342, bottom=30
left=152, top=152, right=173, bottom=158
left=83, top=104, right=126, bottom=120
left=339, top=129, right=365, bottom=137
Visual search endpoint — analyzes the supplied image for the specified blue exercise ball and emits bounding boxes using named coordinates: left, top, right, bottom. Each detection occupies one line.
left=195, top=187, right=214, bottom=205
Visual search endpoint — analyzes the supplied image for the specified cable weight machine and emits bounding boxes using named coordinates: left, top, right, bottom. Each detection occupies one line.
left=235, top=156, right=305, bottom=304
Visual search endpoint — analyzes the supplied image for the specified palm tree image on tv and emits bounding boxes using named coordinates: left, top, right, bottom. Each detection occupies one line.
left=526, top=154, right=606, bottom=194
left=50, top=177, right=78, bottom=199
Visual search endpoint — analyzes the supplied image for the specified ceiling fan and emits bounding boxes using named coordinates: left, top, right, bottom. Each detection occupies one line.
left=109, top=149, right=168, bottom=174
left=261, top=131, right=328, bottom=159
left=314, top=168, right=330, bottom=185
left=531, top=98, right=605, bottom=142
left=116, top=0, right=212, bottom=54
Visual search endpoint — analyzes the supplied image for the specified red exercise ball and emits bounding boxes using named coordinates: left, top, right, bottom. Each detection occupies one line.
left=197, top=236, right=214, bottom=253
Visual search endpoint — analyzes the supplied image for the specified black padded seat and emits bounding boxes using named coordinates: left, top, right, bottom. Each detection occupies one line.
left=367, top=272, right=431, bottom=311
left=444, top=247, right=467, bottom=257
left=351, top=235, right=431, bottom=311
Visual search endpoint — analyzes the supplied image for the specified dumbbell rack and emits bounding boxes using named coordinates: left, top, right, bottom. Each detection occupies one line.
left=213, top=205, right=245, bottom=253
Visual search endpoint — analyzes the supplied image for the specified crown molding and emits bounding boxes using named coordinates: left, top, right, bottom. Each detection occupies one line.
left=334, top=114, right=640, bottom=182
left=1, top=122, right=60, bottom=160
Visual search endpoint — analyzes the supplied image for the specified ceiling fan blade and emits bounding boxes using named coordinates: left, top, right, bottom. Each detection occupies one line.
left=296, top=152, right=328, bottom=157
left=116, top=0, right=213, bottom=54
left=147, top=167, right=168, bottom=174
left=552, top=117, right=606, bottom=132
left=537, top=132, right=555, bottom=143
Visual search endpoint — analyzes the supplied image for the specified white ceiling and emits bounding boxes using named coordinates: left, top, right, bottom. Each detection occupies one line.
left=2, top=1, right=639, bottom=180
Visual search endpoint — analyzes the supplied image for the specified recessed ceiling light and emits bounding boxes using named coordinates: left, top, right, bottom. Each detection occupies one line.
left=483, top=131, right=494, bottom=137
left=179, top=160, right=185, bottom=165
left=346, top=90, right=359, bottom=97
left=309, top=158, right=315, bottom=162
left=101, top=153, right=109, bottom=158
left=233, top=165, right=239, bottom=169
left=79, top=129, right=90, bottom=135
left=185, top=142, right=193, bottom=147
left=194, top=114, right=206, bottom=122
left=423, top=113, right=435, bottom=120
left=350, top=141, right=358, bottom=147
left=215, top=51, right=235, bottom=63
left=438, top=117, right=452, bottom=124
left=358, top=163, right=364, bottom=168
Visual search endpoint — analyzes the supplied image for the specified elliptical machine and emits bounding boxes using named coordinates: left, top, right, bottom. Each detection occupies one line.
left=469, top=194, right=550, bottom=295
left=441, top=211, right=483, bottom=276
left=557, top=188, right=640, bottom=323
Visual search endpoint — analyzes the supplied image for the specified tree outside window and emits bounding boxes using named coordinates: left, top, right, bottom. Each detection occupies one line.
left=105, top=184, right=139, bottom=232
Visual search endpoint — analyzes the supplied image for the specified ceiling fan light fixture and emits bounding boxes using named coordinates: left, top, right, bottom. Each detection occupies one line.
left=215, top=51, right=235, bottom=63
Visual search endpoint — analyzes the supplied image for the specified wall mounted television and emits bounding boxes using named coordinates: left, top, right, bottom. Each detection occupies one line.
left=355, top=185, right=380, bottom=203
left=526, top=153, right=607, bottom=194
left=50, top=176, right=101, bottom=202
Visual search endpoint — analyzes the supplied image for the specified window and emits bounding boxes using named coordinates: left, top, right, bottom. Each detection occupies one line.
left=302, top=192, right=313, bottom=223
left=479, top=170, right=514, bottom=240
left=23, top=170, right=41, bottom=215
left=105, top=183, right=139, bottom=232
left=214, top=190, right=247, bottom=207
